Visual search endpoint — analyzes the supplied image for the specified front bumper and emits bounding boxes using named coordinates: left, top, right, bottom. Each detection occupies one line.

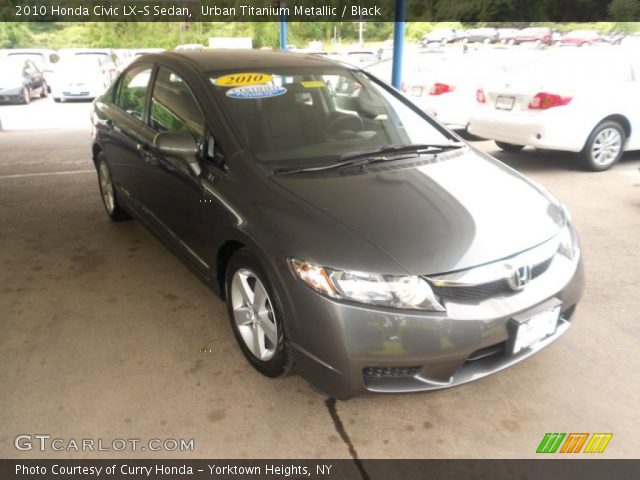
left=280, top=248, right=584, bottom=399
left=0, top=86, right=24, bottom=102
left=53, top=86, right=102, bottom=100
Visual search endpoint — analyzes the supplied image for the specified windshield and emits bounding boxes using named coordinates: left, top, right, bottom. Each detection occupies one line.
left=57, top=57, right=105, bottom=80
left=209, top=67, right=453, bottom=167
left=7, top=53, right=45, bottom=67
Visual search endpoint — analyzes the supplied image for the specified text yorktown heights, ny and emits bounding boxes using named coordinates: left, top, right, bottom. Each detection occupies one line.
left=15, top=463, right=334, bottom=476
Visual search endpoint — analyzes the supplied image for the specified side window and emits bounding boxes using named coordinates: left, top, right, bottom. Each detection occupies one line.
left=149, top=67, right=205, bottom=143
left=116, top=66, right=152, bottom=121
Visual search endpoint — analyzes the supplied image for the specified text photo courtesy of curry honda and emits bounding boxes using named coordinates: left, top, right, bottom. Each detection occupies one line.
left=1, top=2, right=640, bottom=476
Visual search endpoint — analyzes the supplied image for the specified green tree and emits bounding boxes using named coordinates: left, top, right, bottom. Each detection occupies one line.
left=609, top=0, right=640, bottom=20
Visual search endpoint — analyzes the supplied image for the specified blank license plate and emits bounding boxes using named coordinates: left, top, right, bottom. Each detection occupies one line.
left=495, top=96, right=515, bottom=111
left=511, top=306, right=560, bottom=354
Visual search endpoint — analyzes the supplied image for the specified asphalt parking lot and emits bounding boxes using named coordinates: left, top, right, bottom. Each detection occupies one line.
left=1, top=97, right=639, bottom=460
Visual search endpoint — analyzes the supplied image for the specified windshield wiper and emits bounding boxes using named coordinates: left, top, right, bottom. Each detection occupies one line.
left=337, top=142, right=465, bottom=162
left=274, top=143, right=465, bottom=176
left=274, top=156, right=401, bottom=176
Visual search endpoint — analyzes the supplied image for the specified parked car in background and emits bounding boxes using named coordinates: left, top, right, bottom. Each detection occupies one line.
left=469, top=48, right=640, bottom=171
left=175, top=44, right=205, bottom=51
left=131, top=48, right=166, bottom=57
left=365, top=47, right=448, bottom=86
left=341, top=49, right=378, bottom=67
left=58, top=48, right=119, bottom=82
left=604, top=31, right=626, bottom=45
left=51, top=56, right=112, bottom=102
left=498, top=28, right=520, bottom=44
left=422, top=28, right=461, bottom=45
left=464, top=28, right=499, bottom=44
left=3, top=49, right=58, bottom=92
left=91, top=50, right=583, bottom=399
left=512, top=27, right=553, bottom=46
left=558, top=30, right=603, bottom=47
left=405, top=49, right=545, bottom=130
left=0, top=57, right=47, bottom=104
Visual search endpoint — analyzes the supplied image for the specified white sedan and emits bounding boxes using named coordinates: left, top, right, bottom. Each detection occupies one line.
left=468, top=47, right=640, bottom=171
left=405, top=49, right=544, bottom=130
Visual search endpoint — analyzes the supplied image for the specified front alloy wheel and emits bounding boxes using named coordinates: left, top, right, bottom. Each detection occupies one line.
left=231, top=269, right=279, bottom=362
left=21, top=87, right=30, bottom=105
left=582, top=121, right=625, bottom=171
left=225, top=250, right=293, bottom=377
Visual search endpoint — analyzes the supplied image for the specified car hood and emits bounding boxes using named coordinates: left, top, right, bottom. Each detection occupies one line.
left=272, top=148, right=564, bottom=275
left=0, top=75, right=22, bottom=89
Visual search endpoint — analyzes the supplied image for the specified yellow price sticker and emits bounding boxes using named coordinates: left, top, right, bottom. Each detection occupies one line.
left=301, top=81, right=326, bottom=88
left=215, top=73, right=273, bottom=87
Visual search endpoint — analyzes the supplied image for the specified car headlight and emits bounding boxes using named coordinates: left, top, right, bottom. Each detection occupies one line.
left=289, top=259, right=445, bottom=311
left=557, top=219, right=580, bottom=261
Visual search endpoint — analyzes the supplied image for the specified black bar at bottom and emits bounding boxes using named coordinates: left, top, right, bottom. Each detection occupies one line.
left=1, top=459, right=640, bottom=480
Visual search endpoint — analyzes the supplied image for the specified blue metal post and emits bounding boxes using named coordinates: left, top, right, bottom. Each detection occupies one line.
left=280, top=3, right=287, bottom=51
left=391, top=0, right=407, bottom=90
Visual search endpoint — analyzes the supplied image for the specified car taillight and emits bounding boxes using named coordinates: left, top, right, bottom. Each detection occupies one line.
left=528, top=92, right=572, bottom=110
left=429, top=83, right=456, bottom=95
left=476, top=88, right=486, bottom=103
left=400, top=81, right=407, bottom=93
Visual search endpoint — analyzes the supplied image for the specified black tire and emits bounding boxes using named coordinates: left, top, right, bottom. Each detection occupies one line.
left=495, top=141, right=525, bottom=152
left=96, top=153, right=131, bottom=221
left=581, top=121, right=626, bottom=172
left=21, top=87, right=30, bottom=105
left=40, top=82, right=48, bottom=98
left=225, top=249, right=294, bottom=378
left=53, top=97, right=62, bottom=103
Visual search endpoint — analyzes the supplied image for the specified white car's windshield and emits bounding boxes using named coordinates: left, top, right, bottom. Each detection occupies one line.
left=209, top=67, right=454, bottom=166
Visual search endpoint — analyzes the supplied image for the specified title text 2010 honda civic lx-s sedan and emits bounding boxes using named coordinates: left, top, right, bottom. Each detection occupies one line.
left=91, top=50, right=584, bottom=399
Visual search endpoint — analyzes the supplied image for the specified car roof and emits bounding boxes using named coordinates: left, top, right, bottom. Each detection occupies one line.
left=154, top=49, right=340, bottom=72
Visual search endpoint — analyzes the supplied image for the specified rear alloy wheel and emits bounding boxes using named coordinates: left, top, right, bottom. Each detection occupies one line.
left=96, top=153, right=130, bottom=221
left=21, top=87, right=30, bottom=105
left=581, top=121, right=625, bottom=172
left=225, top=250, right=293, bottom=378
left=495, top=141, right=525, bottom=152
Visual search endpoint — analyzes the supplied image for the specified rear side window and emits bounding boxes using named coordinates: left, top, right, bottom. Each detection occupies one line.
left=116, top=66, right=152, bottom=121
left=149, top=67, right=205, bottom=143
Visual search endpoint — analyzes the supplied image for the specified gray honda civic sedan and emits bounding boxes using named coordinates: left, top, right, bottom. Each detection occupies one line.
left=91, top=50, right=584, bottom=399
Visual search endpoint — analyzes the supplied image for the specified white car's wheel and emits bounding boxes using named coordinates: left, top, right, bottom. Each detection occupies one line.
left=495, top=141, right=525, bottom=152
left=21, top=87, right=30, bottom=105
left=581, top=121, right=626, bottom=171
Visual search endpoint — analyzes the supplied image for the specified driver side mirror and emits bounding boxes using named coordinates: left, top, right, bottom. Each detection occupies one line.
left=153, top=131, right=201, bottom=176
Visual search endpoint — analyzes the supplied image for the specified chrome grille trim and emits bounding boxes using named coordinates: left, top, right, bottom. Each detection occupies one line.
left=426, top=233, right=560, bottom=288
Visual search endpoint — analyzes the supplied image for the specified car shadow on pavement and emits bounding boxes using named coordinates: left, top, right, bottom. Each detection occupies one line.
left=491, top=147, right=640, bottom=173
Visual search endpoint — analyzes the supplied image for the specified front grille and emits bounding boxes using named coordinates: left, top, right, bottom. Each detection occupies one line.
left=432, top=256, right=554, bottom=301
left=363, top=366, right=421, bottom=379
